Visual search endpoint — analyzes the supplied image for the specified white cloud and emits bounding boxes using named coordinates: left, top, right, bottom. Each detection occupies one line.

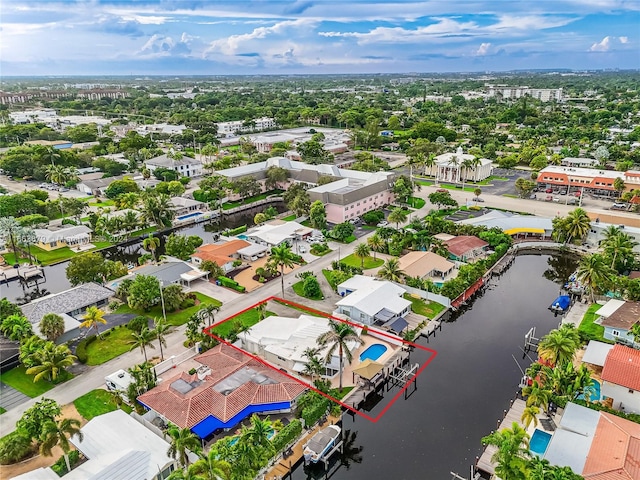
left=138, top=33, right=196, bottom=56
left=619, top=36, right=629, bottom=44
left=589, top=36, right=612, bottom=51
left=475, top=43, right=491, bottom=56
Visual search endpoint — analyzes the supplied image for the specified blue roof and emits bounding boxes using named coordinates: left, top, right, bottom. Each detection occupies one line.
left=191, top=401, right=292, bottom=438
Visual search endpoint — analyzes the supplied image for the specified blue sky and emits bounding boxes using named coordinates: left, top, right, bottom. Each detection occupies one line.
left=1, top=0, right=639, bottom=75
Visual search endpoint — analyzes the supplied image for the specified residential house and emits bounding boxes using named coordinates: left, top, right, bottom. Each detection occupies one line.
left=336, top=275, right=412, bottom=326
left=601, top=344, right=640, bottom=414
left=169, top=196, right=207, bottom=216
left=444, top=235, right=489, bottom=262
left=594, top=299, right=640, bottom=346
left=145, top=154, right=203, bottom=178
left=33, top=225, right=93, bottom=251
left=246, top=220, right=312, bottom=248
left=191, top=239, right=250, bottom=272
left=76, top=174, right=124, bottom=196
left=543, top=402, right=640, bottom=478
left=13, top=409, right=178, bottom=480
left=239, top=314, right=369, bottom=378
left=21, top=283, right=113, bottom=343
left=397, top=251, right=455, bottom=281
left=138, top=344, right=307, bottom=438
left=110, top=261, right=208, bottom=290
left=423, top=147, right=493, bottom=183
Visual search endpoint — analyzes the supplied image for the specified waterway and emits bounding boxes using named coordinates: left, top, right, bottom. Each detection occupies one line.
left=295, top=253, right=577, bottom=480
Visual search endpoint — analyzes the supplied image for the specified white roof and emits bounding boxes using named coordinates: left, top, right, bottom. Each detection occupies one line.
left=337, top=275, right=380, bottom=291
left=34, top=225, right=92, bottom=243
left=248, top=221, right=310, bottom=246
left=457, top=210, right=553, bottom=232
left=67, top=410, right=174, bottom=480
left=582, top=340, right=615, bottom=367
left=539, top=165, right=624, bottom=180
left=337, top=276, right=409, bottom=317
left=594, top=299, right=625, bottom=318
left=13, top=468, right=60, bottom=480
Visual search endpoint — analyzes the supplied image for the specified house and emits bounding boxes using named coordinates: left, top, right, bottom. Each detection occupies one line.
left=76, top=174, right=125, bottom=196
left=239, top=314, right=367, bottom=378
left=246, top=220, right=312, bottom=248
left=594, top=299, right=640, bottom=346
left=444, top=235, right=489, bottom=262
left=20, top=283, right=113, bottom=343
left=397, top=251, right=455, bottom=281
left=423, top=147, right=493, bottom=183
left=110, top=261, right=208, bottom=290
left=456, top=209, right=554, bottom=240
left=191, top=239, right=250, bottom=272
left=14, top=409, right=178, bottom=480
left=169, top=196, right=207, bottom=216
left=138, top=344, right=307, bottom=439
left=33, top=225, right=93, bottom=251
left=601, top=344, right=640, bottom=414
left=145, top=154, right=203, bottom=178
left=336, top=275, right=412, bottom=326
left=543, top=402, right=640, bottom=478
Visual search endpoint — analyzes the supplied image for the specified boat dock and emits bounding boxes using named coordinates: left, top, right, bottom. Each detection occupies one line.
left=492, top=253, right=515, bottom=276
left=0, top=265, right=45, bottom=284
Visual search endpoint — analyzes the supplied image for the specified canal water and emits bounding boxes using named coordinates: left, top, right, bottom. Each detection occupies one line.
left=296, top=253, right=577, bottom=480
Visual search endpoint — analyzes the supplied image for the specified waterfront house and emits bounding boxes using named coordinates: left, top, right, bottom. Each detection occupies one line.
left=601, top=344, right=640, bottom=414
left=145, top=154, right=204, bottom=178
left=246, top=220, right=312, bottom=248
left=191, top=239, right=251, bottom=272
left=336, top=275, right=411, bottom=326
left=456, top=209, right=553, bottom=240
left=137, top=343, right=307, bottom=438
left=111, top=261, right=208, bottom=290
left=444, top=235, right=489, bottom=262
left=33, top=225, right=93, bottom=251
left=397, top=251, right=455, bottom=281
left=21, top=283, right=113, bottom=343
left=594, top=299, right=640, bottom=346
left=169, top=196, right=207, bottom=216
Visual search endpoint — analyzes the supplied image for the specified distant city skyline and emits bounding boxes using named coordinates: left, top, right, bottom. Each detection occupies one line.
left=1, top=0, right=639, bottom=76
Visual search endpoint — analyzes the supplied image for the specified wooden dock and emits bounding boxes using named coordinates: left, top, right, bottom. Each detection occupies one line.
left=476, top=398, right=526, bottom=475
left=0, top=265, right=44, bottom=284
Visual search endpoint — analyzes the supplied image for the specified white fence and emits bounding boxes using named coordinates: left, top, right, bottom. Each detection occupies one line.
left=153, top=347, right=198, bottom=375
left=397, top=283, right=451, bottom=308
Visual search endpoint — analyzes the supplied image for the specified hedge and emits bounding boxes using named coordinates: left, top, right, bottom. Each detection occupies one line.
left=225, top=225, right=248, bottom=236
left=301, top=397, right=331, bottom=428
left=75, top=335, right=97, bottom=364
left=51, top=450, right=81, bottom=476
left=0, top=430, right=35, bottom=465
left=271, top=419, right=303, bottom=453
left=218, top=276, right=246, bottom=293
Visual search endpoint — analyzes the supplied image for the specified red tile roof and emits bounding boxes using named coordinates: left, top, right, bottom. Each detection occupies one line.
left=601, top=344, right=640, bottom=391
left=444, top=235, right=489, bottom=257
left=583, top=412, right=640, bottom=480
left=192, top=240, right=250, bottom=265
left=138, top=344, right=306, bottom=429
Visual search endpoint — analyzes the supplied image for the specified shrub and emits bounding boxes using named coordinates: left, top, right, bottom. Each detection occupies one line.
left=127, top=316, right=149, bottom=333
left=271, top=419, right=303, bottom=452
left=76, top=335, right=97, bottom=364
left=188, top=368, right=197, bottom=375
left=180, top=298, right=196, bottom=309
left=61, top=218, right=79, bottom=226
left=51, top=450, right=80, bottom=476
left=362, top=210, right=385, bottom=225
left=225, top=225, right=247, bottom=236
left=108, top=300, right=122, bottom=310
left=0, top=430, right=35, bottom=465
left=232, top=259, right=243, bottom=267
left=218, top=276, right=246, bottom=293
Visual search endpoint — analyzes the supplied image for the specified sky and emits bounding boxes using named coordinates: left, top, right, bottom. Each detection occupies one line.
left=1, top=0, right=639, bottom=76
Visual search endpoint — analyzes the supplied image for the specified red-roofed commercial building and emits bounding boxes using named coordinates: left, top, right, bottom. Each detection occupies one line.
left=601, top=344, right=640, bottom=414
left=536, top=165, right=640, bottom=197
left=444, top=235, right=489, bottom=262
left=138, top=344, right=307, bottom=438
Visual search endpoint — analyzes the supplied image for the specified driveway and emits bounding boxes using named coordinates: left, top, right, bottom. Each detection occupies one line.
left=190, top=278, right=243, bottom=304
left=0, top=382, right=30, bottom=412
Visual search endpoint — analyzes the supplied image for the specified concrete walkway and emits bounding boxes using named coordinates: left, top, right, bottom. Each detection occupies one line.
left=561, top=300, right=590, bottom=327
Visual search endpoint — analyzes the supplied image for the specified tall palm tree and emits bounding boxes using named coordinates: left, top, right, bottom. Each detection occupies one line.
left=521, top=404, right=540, bottom=429
left=188, top=451, right=232, bottom=480
left=564, top=208, right=591, bottom=244
left=388, top=207, right=408, bottom=229
left=45, top=164, right=68, bottom=185
left=240, top=414, right=274, bottom=454
left=481, top=422, right=530, bottom=480
left=44, top=146, right=61, bottom=166
left=153, top=317, right=171, bottom=362
left=79, top=306, right=107, bottom=339
left=19, top=227, right=38, bottom=265
left=302, top=347, right=324, bottom=383
left=317, top=320, right=364, bottom=389
left=367, top=233, right=385, bottom=258
left=460, top=158, right=475, bottom=191
left=576, top=253, right=614, bottom=302
left=522, top=380, right=552, bottom=411
left=40, top=418, right=83, bottom=473
left=26, top=343, right=76, bottom=382
left=129, top=326, right=156, bottom=363
left=142, top=234, right=160, bottom=263
left=378, top=258, right=404, bottom=282
left=602, top=231, right=637, bottom=270
left=197, top=304, right=220, bottom=327
left=268, top=244, right=296, bottom=298
left=353, top=243, right=371, bottom=268
left=537, top=326, right=580, bottom=366
left=423, top=153, right=436, bottom=177
left=167, top=425, right=201, bottom=468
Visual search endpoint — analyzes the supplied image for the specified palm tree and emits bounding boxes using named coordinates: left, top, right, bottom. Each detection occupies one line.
left=576, top=253, right=614, bottom=302
left=188, top=451, right=232, bottom=480
left=302, top=347, right=324, bottom=383
left=268, top=244, right=296, bottom=298
left=481, top=422, right=530, bottom=480
left=378, top=258, right=404, bottom=282
left=521, top=404, right=540, bottom=429
left=460, top=158, right=475, bottom=191
left=522, top=380, right=552, bottom=411
left=317, top=320, right=364, bottom=389
left=564, top=208, right=591, bottom=244
left=45, top=164, right=68, bottom=185
left=423, top=153, right=436, bottom=177
left=40, top=418, right=83, bottom=473
left=388, top=207, right=408, bottom=229
left=129, top=326, right=156, bottom=363
left=537, top=326, right=580, bottom=366
left=367, top=233, right=385, bottom=259
left=0, top=314, right=34, bottom=341
left=240, top=414, right=274, bottom=453
left=602, top=231, right=637, bottom=270
left=120, top=210, right=140, bottom=235
left=153, top=317, right=171, bottom=362
left=39, top=313, right=65, bottom=342
left=26, top=343, right=76, bottom=382
left=0, top=216, right=22, bottom=262
left=44, top=146, right=61, bottom=166
left=167, top=425, right=201, bottom=468
left=79, top=306, right=107, bottom=339
left=256, top=302, right=268, bottom=321
left=353, top=243, right=371, bottom=268
left=142, top=234, right=160, bottom=263
left=197, top=304, right=220, bottom=327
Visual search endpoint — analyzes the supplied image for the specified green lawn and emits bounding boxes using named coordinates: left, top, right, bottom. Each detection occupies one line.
left=272, top=299, right=327, bottom=318
left=340, top=253, right=384, bottom=269
left=579, top=303, right=611, bottom=342
left=3, top=241, right=115, bottom=266
left=403, top=293, right=447, bottom=319
left=221, top=190, right=284, bottom=210
left=1, top=366, right=73, bottom=397
left=115, top=292, right=222, bottom=326
left=339, top=235, right=357, bottom=244
left=85, top=327, right=138, bottom=366
left=322, top=269, right=349, bottom=291
left=310, top=247, right=333, bottom=257
left=282, top=214, right=297, bottom=221
left=408, top=197, right=426, bottom=209
left=502, top=194, right=519, bottom=199
left=292, top=280, right=324, bottom=300
left=333, top=386, right=354, bottom=399
left=0, top=407, right=5, bottom=415
left=210, top=308, right=275, bottom=338
left=89, top=200, right=115, bottom=207
left=73, top=389, right=118, bottom=420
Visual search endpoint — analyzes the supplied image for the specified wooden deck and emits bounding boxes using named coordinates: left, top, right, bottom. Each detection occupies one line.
left=476, top=398, right=527, bottom=475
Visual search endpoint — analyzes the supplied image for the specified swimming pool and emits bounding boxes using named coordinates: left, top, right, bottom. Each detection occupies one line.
left=360, top=343, right=387, bottom=362
left=237, top=234, right=249, bottom=240
left=578, top=379, right=601, bottom=401
left=529, top=429, right=552, bottom=456
left=177, top=211, right=204, bottom=221
left=229, top=429, right=275, bottom=446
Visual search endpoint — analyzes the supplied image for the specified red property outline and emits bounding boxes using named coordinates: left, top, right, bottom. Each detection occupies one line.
left=203, top=296, right=437, bottom=423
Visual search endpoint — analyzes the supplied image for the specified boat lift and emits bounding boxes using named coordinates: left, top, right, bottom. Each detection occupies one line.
left=386, top=362, right=419, bottom=399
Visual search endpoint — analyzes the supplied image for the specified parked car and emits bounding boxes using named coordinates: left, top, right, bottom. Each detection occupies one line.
left=529, top=194, right=537, bottom=200
left=298, top=245, right=306, bottom=253
left=611, top=202, right=628, bottom=210
left=377, top=220, right=389, bottom=227
left=436, top=188, right=448, bottom=193
left=545, top=195, right=553, bottom=202
left=545, top=188, right=553, bottom=194
left=553, top=197, right=560, bottom=203
left=472, top=197, right=484, bottom=203
left=567, top=197, right=577, bottom=205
